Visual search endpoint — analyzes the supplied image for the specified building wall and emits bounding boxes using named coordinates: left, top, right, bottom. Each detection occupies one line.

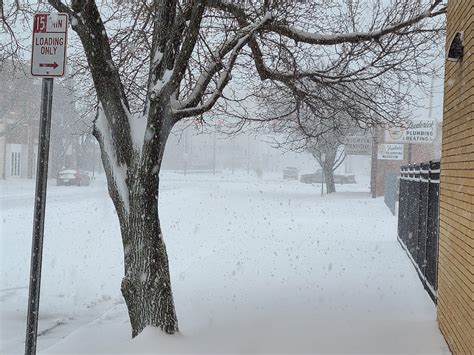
left=437, top=1, right=474, bottom=353
left=374, top=125, right=442, bottom=197
left=0, top=62, right=85, bottom=179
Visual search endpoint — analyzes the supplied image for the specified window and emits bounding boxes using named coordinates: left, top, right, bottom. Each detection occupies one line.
left=11, top=152, right=21, bottom=176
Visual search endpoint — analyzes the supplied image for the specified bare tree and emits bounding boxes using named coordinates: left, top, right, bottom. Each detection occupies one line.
left=268, top=93, right=362, bottom=193
left=306, top=135, right=347, bottom=194
left=1, top=0, right=446, bottom=337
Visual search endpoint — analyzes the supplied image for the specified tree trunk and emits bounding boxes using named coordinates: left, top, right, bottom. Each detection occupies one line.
left=324, top=166, right=336, bottom=193
left=119, top=175, right=179, bottom=338
left=94, top=107, right=178, bottom=338
left=323, top=151, right=337, bottom=194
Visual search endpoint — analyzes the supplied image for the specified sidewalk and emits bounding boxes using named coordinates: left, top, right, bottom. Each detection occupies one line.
left=1, top=174, right=450, bottom=354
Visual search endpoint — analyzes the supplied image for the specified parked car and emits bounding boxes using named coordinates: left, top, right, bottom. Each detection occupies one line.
left=300, top=170, right=356, bottom=184
left=300, top=170, right=323, bottom=184
left=283, top=167, right=299, bottom=180
left=56, top=170, right=91, bottom=186
left=334, top=174, right=356, bottom=184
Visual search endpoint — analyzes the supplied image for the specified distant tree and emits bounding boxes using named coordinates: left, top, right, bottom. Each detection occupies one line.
left=269, top=94, right=362, bottom=193
left=1, top=0, right=446, bottom=337
left=307, top=133, right=346, bottom=194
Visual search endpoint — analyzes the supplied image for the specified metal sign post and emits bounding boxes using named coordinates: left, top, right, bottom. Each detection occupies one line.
left=25, top=13, right=67, bottom=355
left=25, top=78, right=54, bottom=355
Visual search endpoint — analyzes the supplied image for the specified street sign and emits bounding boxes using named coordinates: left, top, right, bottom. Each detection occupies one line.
left=378, top=144, right=404, bottom=160
left=31, top=13, right=68, bottom=77
left=344, top=135, right=372, bottom=155
left=26, top=13, right=67, bottom=354
left=385, top=120, right=437, bottom=144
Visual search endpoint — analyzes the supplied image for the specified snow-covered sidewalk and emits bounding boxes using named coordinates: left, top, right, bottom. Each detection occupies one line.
left=0, top=172, right=449, bottom=354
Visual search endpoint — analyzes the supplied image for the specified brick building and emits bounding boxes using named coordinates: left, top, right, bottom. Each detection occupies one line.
left=436, top=1, right=474, bottom=353
left=0, top=62, right=82, bottom=179
left=0, top=64, right=42, bottom=179
left=372, top=125, right=442, bottom=197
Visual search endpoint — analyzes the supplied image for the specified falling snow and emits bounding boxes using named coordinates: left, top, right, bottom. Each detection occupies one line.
left=0, top=172, right=449, bottom=353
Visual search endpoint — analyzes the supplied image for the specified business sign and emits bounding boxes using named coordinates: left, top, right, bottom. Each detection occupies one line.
left=378, top=144, right=404, bottom=160
left=31, top=13, right=68, bottom=77
left=344, top=135, right=372, bottom=155
left=385, top=120, right=437, bottom=144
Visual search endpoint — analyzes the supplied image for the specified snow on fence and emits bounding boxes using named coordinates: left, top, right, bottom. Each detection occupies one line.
left=398, top=161, right=440, bottom=302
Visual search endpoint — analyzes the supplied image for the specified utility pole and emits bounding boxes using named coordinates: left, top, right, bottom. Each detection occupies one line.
left=428, top=71, right=436, bottom=158
left=184, top=125, right=188, bottom=176
left=370, top=128, right=378, bottom=198
left=26, top=122, right=34, bottom=179
left=1, top=116, right=6, bottom=180
left=212, top=130, right=216, bottom=175
left=321, top=153, right=326, bottom=197
left=231, top=136, right=235, bottom=174
left=247, top=134, right=250, bottom=174
left=428, top=73, right=435, bottom=120
left=92, top=140, right=96, bottom=180
left=254, top=135, right=260, bottom=175
left=408, top=143, right=413, bottom=164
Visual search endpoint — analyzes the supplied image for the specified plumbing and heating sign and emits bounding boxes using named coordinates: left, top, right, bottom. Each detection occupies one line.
left=378, top=144, right=404, bottom=160
left=31, top=13, right=68, bottom=77
left=385, top=120, right=437, bottom=144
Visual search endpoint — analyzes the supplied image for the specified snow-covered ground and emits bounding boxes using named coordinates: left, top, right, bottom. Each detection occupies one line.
left=0, top=172, right=449, bottom=354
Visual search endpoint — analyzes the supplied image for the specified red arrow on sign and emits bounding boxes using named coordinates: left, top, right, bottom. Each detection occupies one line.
left=39, top=62, right=59, bottom=69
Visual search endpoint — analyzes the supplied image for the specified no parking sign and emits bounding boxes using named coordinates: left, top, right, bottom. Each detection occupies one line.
left=26, top=12, right=69, bottom=355
left=31, top=13, right=68, bottom=77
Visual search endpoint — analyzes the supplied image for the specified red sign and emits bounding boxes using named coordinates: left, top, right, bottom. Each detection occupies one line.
left=31, top=13, right=68, bottom=77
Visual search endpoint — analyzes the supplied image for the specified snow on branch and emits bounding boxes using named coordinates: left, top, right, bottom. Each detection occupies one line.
left=147, top=2, right=205, bottom=101
left=172, top=12, right=274, bottom=118
left=95, top=105, right=130, bottom=215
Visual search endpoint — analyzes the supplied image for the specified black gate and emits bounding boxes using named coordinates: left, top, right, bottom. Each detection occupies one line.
left=398, top=161, right=440, bottom=302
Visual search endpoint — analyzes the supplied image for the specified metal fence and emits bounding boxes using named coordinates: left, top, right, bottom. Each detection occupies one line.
left=384, top=171, right=399, bottom=215
left=398, top=161, right=440, bottom=302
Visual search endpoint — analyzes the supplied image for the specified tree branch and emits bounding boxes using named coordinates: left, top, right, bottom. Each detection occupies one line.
left=172, top=11, right=274, bottom=119
left=265, top=1, right=445, bottom=46
left=48, top=0, right=134, bottom=166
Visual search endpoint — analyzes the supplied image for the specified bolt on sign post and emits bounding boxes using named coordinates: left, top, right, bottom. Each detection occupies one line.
left=26, top=13, right=67, bottom=355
